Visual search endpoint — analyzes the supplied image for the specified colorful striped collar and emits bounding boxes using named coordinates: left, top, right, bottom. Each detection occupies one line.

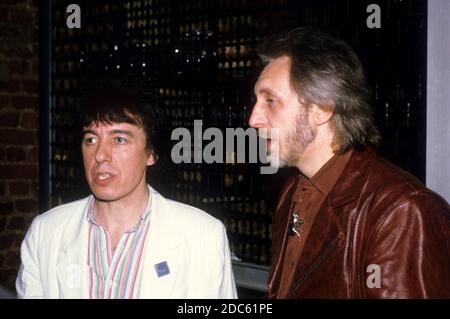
left=86, top=194, right=152, bottom=233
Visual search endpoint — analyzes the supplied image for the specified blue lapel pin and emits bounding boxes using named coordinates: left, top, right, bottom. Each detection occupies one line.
left=154, top=261, right=170, bottom=278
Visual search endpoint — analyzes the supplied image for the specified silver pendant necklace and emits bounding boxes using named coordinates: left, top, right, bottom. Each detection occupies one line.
left=288, top=212, right=305, bottom=237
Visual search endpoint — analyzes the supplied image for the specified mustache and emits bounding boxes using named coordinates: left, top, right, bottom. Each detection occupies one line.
left=257, top=128, right=279, bottom=140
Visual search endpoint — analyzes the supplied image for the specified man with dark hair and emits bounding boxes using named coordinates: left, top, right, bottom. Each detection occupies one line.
left=16, top=82, right=237, bottom=299
left=249, top=27, right=450, bottom=298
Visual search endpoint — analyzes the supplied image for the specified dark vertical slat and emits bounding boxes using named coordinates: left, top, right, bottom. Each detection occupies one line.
left=39, top=0, right=52, bottom=212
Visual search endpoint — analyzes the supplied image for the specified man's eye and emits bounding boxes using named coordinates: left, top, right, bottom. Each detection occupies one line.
left=115, top=137, right=127, bottom=144
left=84, top=137, right=96, bottom=145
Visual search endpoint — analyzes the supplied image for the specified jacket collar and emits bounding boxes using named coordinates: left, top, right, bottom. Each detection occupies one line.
left=327, top=147, right=376, bottom=208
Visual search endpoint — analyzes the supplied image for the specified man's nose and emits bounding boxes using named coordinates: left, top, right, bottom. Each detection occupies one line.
left=248, top=102, right=267, bottom=128
left=94, top=140, right=111, bottom=163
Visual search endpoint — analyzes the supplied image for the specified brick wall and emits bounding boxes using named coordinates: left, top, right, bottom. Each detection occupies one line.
left=0, top=0, right=39, bottom=291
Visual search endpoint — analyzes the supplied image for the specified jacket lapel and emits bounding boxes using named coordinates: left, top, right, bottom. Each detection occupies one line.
left=55, top=197, right=91, bottom=299
left=281, top=148, right=376, bottom=297
left=267, top=175, right=298, bottom=297
left=139, top=187, right=184, bottom=298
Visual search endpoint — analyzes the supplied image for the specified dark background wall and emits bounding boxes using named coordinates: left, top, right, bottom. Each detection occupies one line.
left=46, top=0, right=427, bottom=269
left=0, top=0, right=39, bottom=290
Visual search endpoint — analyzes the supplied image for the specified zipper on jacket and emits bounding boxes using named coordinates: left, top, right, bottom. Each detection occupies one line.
left=286, top=232, right=344, bottom=297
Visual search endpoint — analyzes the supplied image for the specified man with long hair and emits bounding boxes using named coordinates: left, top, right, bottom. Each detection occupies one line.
left=249, top=27, right=450, bottom=298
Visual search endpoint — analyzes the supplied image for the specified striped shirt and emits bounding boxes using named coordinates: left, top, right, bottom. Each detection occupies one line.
left=86, top=196, right=151, bottom=299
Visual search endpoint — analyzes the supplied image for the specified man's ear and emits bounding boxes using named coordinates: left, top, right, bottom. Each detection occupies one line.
left=309, top=102, right=335, bottom=126
left=146, top=151, right=157, bottom=166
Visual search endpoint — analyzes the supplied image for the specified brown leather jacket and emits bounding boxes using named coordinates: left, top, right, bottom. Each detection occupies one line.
left=268, top=148, right=450, bottom=298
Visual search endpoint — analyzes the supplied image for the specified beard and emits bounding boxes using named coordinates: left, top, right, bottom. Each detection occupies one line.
left=278, top=106, right=317, bottom=168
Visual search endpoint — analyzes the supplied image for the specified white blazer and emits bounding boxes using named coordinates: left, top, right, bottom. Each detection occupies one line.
left=16, top=186, right=237, bottom=299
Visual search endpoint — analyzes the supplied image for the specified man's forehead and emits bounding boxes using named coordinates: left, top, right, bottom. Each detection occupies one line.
left=255, top=58, right=293, bottom=96
left=83, top=121, right=142, bottom=132
left=266, top=55, right=291, bottom=68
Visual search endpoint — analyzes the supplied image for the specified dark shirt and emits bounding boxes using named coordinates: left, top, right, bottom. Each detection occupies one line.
left=277, top=150, right=353, bottom=298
